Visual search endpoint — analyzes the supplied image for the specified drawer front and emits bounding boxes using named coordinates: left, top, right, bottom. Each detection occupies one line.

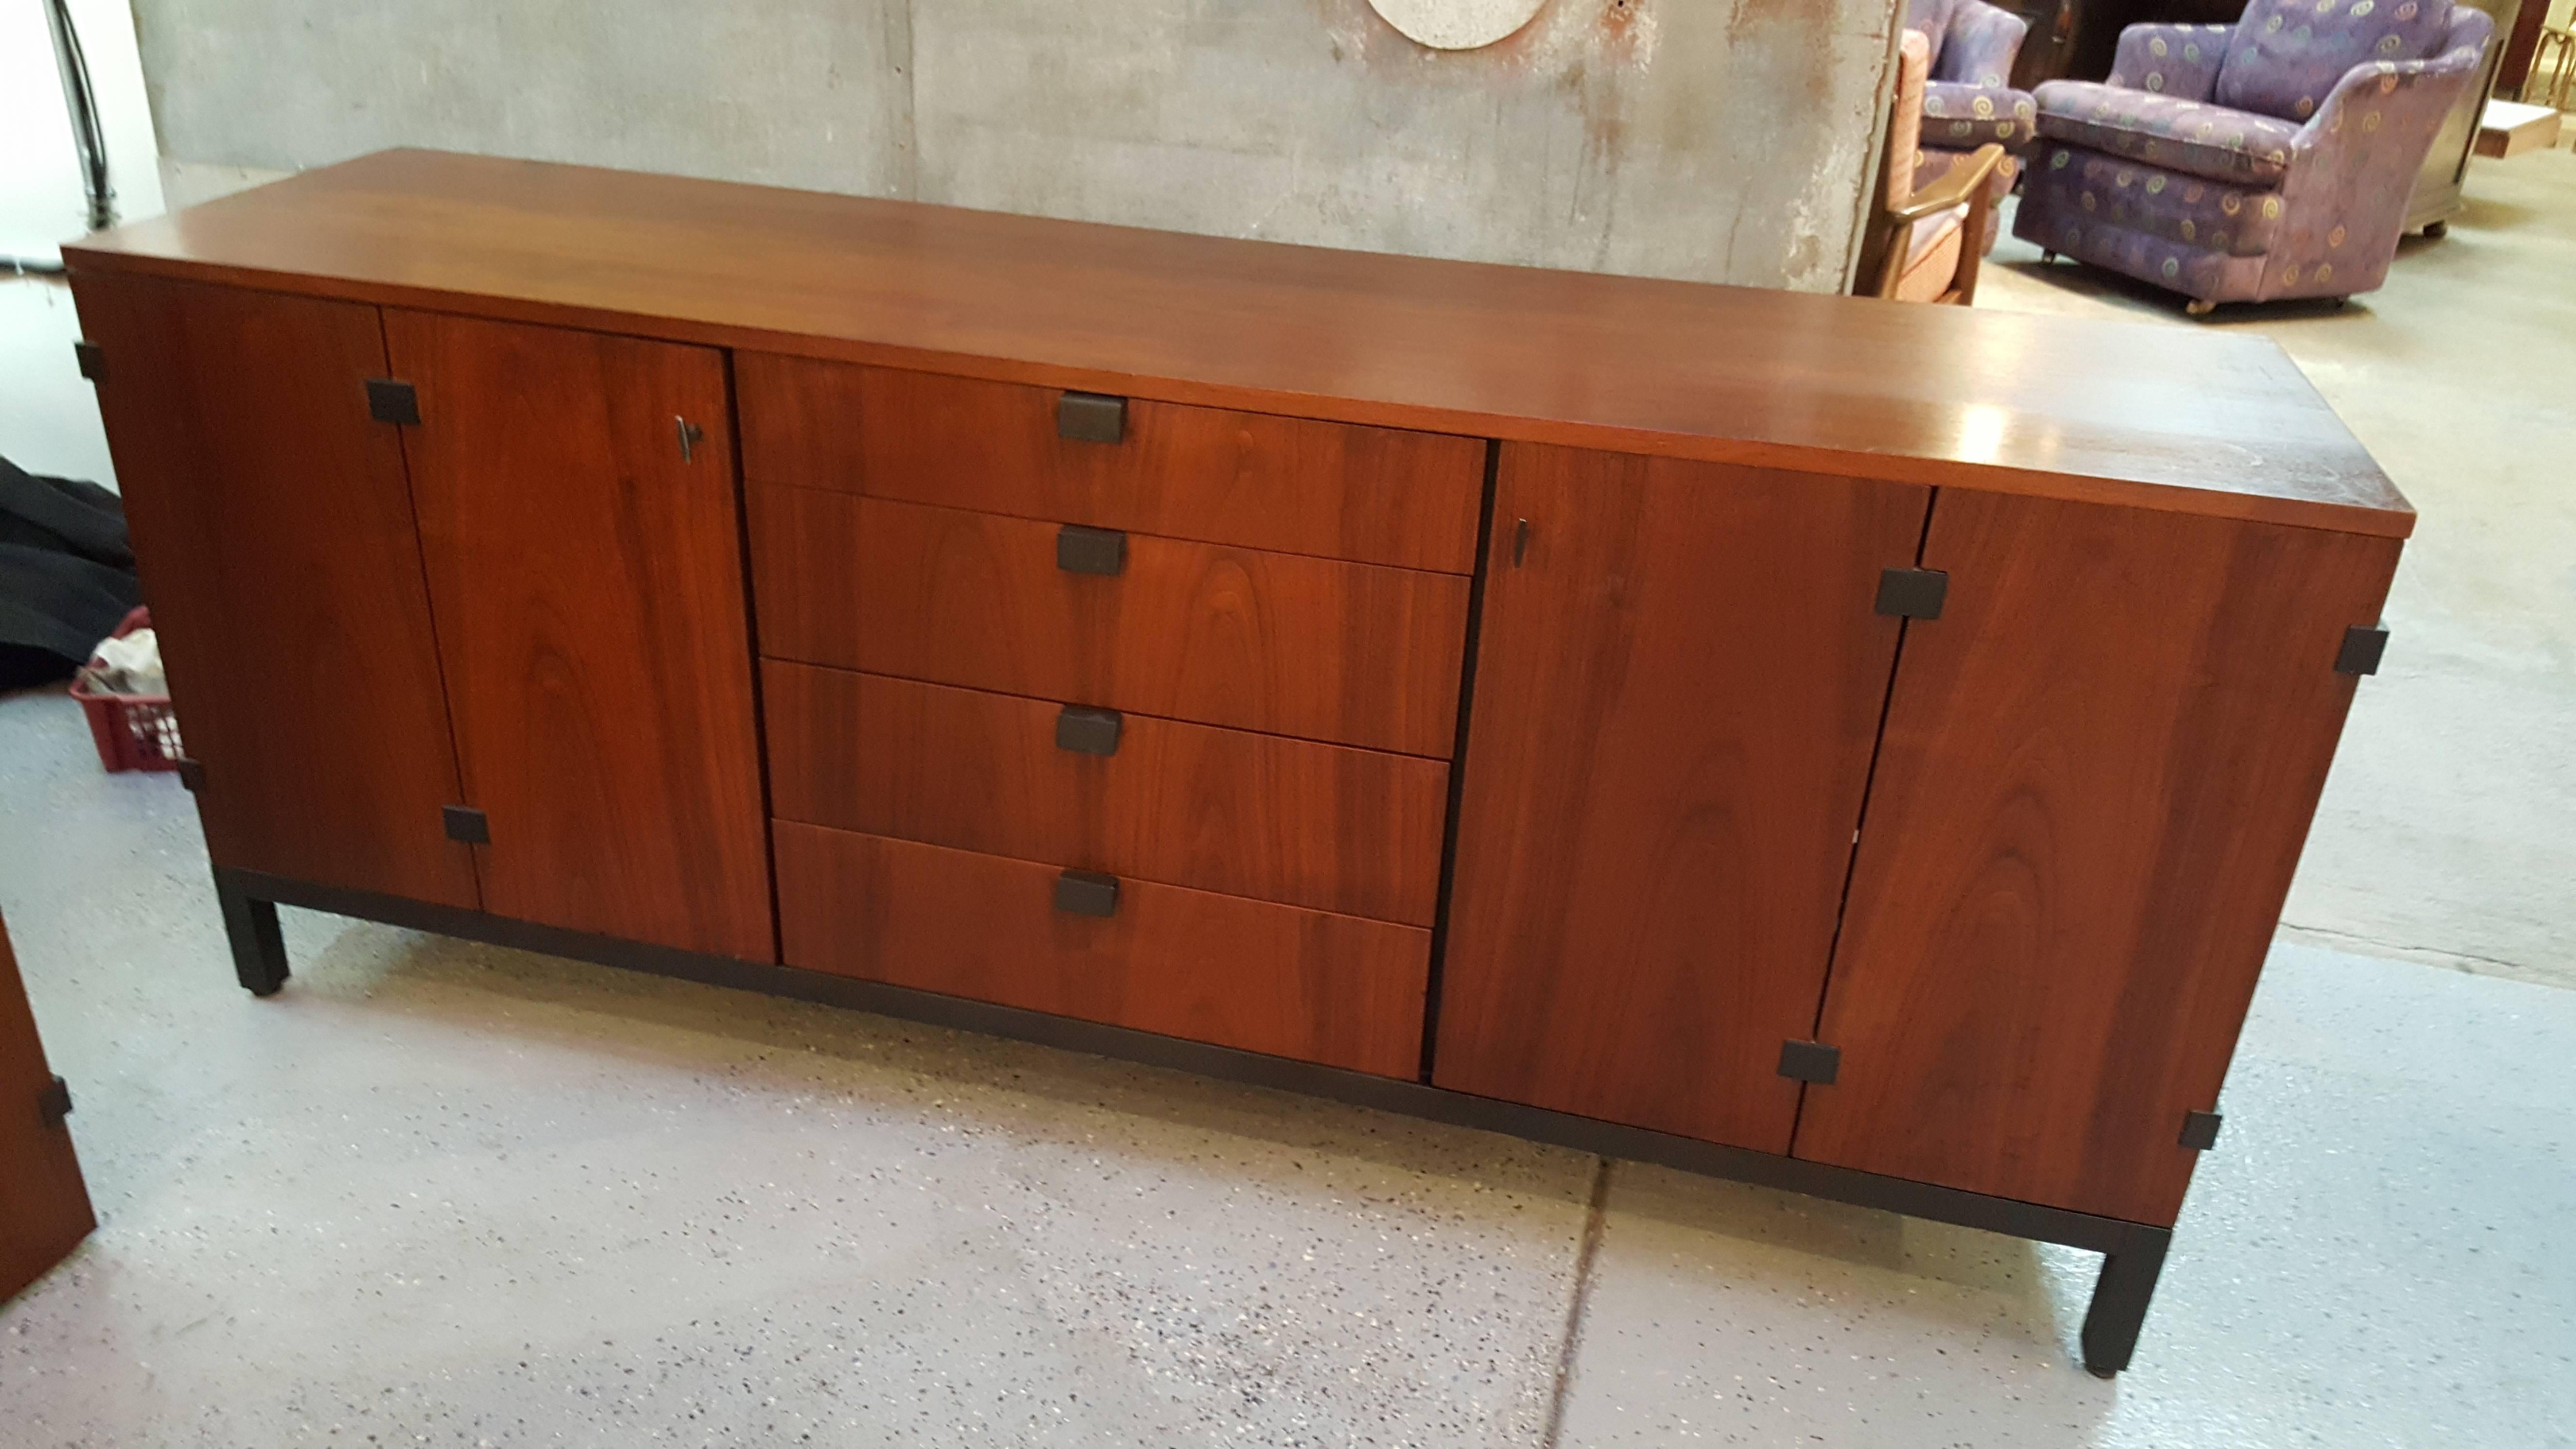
left=773, top=821, right=1430, bottom=1078
left=765, top=663, right=1449, bottom=926
left=749, top=488, right=1470, bottom=757
left=737, top=355, right=1485, bottom=574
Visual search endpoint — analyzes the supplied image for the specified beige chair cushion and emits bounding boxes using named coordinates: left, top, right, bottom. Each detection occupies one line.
left=1895, top=209, right=1969, bottom=303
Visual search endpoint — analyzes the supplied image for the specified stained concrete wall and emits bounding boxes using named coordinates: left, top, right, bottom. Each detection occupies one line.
left=129, top=0, right=1900, bottom=292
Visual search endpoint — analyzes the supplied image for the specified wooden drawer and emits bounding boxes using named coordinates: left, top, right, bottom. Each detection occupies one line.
left=773, top=822, right=1430, bottom=1078
left=737, top=355, right=1485, bottom=574
left=748, top=488, right=1470, bottom=757
left=764, top=662, right=1449, bottom=926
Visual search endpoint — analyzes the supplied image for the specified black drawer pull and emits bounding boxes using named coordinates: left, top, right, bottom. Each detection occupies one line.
left=1057, top=390, right=1127, bottom=444
left=1054, top=869, right=1120, bottom=918
left=1056, top=705, right=1123, bottom=756
left=1057, top=524, right=1127, bottom=576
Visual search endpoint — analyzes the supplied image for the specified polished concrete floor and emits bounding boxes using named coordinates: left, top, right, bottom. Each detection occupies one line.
left=4, top=143, right=2575, bottom=1444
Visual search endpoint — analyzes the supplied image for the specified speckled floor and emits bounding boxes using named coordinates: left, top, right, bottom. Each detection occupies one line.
left=3, top=682, right=2573, bottom=1445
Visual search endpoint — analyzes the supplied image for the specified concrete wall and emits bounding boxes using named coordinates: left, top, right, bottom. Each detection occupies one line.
left=129, top=0, right=1901, bottom=292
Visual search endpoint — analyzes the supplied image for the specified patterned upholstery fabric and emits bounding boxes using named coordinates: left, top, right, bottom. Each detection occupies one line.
left=2216, top=0, right=2460, bottom=121
left=2032, top=81, right=2303, bottom=183
left=1907, top=0, right=2038, bottom=150
left=1925, top=83, right=2038, bottom=148
left=2034, top=150, right=2287, bottom=255
left=2016, top=0, right=2493, bottom=306
left=2105, top=22, right=2237, bottom=99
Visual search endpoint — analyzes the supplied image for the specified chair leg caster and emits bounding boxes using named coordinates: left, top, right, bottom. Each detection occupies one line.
left=2184, top=299, right=2217, bottom=317
left=2423, top=219, right=2448, bottom=239
left=2041, top=249, right=2058, bottom=263
left=2088, top=1365, right=2120, bottom=1381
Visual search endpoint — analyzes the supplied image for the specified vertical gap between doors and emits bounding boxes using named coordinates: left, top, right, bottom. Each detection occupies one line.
left=1417, top=437, right=1504, bottom=1085
left=374, top=306, right=487, bottom=911
left=1787, top=484, right=1942, bottom=1151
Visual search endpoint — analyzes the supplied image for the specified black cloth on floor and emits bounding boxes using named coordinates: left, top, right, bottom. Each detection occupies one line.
left=0, top=455, right=139, bottom=690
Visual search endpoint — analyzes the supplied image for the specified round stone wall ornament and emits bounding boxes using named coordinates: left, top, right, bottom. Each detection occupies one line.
left=1366, top=0, right=1550, bottom=49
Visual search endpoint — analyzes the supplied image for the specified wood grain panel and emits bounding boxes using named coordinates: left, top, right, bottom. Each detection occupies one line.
left=65, top=150, right=2411, bottom=539
left=773, top=822, right=1429, bottom=1078
left=1792, top=492, right=2404, bottom=1225
left=387, top=310, right=773, bottom=961
left=1433, top=446, right=1929, bottom=1153
left=0, top=911, right=93, bottom=1304
left=764, top=663, right=1449, bottom=925
left=69, top=273, right=480, bottom=907
left=749, top=489, right=1470, bottom=757
left=736, top=356, right=1485, bottom=573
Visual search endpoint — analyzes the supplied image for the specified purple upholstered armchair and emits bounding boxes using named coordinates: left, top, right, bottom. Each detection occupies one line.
left=1908, top=0, right=2038, bottom=254
left=2014, top=0, right=2494, bottom=313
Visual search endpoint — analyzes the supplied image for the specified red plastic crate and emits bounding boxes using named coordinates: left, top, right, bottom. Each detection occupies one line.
left=69, top=606, right=183, bottom=773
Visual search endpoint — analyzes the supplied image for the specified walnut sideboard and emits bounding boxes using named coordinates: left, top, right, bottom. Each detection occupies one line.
left=64, top=149, right=2409, bottom=1376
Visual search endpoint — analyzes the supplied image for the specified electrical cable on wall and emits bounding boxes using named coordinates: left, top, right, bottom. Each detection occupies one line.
left=4, top=0, right=118, bottom=276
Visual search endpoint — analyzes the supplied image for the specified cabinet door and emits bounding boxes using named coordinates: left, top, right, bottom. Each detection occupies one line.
left=1792, top=492, right=2400, bottom=1224
left=386, top=312, right=771, bottom=960
left=1433, top=445, right=1928, bottom=1153
left=74, top=274, right=479, bottom=907
left=1, top=911, right=92, bottom=1303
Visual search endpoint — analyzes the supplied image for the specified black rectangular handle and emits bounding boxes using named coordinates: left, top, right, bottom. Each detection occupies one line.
left=1057, top=391, right=1127, bottom=444
left=1056, top=705, right=1123, bottom=756
left=1053, top=869, right=1120, bottom=918
left=1057, top=524, right=1127, bottom=577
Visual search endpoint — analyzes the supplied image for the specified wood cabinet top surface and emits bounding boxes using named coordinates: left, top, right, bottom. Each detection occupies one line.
left=67, top=148, right=2409, bottom=538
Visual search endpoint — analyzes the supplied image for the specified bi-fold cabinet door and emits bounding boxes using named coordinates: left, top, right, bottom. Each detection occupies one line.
left=1792, top=492, right=2400, bottom=1224
left=75, top=274, right=482, bottom=910
left=1439, top=442, right=2400, bottom=1223
left=385, top=312, right=771, bottom=961
left=78, top=275, right=770, bottom=961
left=1433, top=445, right=1930, bottom=1154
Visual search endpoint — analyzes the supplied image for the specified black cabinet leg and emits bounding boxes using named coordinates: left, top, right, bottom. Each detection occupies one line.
left=216, top=874, right=290, bottom=997
left=2079, top=1226, right=2171, bottom=1377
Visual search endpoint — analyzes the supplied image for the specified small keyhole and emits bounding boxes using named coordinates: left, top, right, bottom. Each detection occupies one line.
left=1511, top=518, right=1531, bottom=566
left=676, top=416, right=705, bottom=462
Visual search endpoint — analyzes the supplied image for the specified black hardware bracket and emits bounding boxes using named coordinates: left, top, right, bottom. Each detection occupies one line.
left=72, top=339, right=103, bottom=383
left=175, top=757, right=206, bottom=794
left=1057, top=391, right=1127, bottom=444
left=1057, top=524, right=1128, bottom=577
left=1055, top=705, right=1123, bottom=757
left=2335, top=624, right=2388, bottom=677
left=1875, top=568, right=1948, bottom=620
left=1053, top=869, right=1121, bottom=918
left=442, top=805, right=490, bottom=845
left=366, top=378, right=420, bottom=426
left=1777, top=1039, right=1842, bottom=1085
left=37, top=1075, right=72, bottom=1129
left=2179, top=1111, right=2223, bottom=1151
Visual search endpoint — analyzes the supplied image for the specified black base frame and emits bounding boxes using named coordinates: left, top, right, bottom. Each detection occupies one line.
left=213, top=865, right=2171, bottom=1376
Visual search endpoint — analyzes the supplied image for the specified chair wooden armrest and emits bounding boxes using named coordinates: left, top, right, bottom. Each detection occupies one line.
left=1874, top=143, right=2008, bottom=304
left=1888, top=143, right=2007, bottom=226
